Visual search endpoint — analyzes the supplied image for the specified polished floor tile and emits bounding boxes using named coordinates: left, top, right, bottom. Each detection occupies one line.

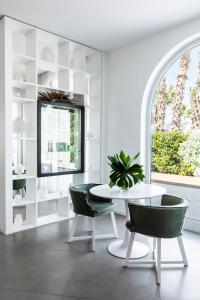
left=0, top=215, right=199, bottom=300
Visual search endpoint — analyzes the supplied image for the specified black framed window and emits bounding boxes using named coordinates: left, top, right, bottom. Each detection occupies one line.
left=37, top=100, right=84, bottom=177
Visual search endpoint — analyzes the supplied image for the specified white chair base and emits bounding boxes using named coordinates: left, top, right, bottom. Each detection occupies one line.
left=68, top=212, right=118, bottom=251
left=125, top=233, right=188, bottom=285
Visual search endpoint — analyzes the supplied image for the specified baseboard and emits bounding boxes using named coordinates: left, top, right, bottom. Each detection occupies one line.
left=184, top=218, right=200, bottom=233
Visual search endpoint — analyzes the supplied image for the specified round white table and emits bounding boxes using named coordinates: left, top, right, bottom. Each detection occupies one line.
left=90, top=183, right=166, bottom=259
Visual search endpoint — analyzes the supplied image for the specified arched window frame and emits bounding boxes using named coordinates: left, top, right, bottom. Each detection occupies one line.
left=140, top=33, right=200, bottom=183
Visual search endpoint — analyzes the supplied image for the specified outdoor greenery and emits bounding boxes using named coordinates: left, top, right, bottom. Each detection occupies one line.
left=70, top=110, right=79, bottom=163
left=179, top=132, right=200, bottom=175
left=152, top=48, right=200, bottom=177
left=108, top=151, right=145, bottom=190
left=152, top=131, right=195, bottom=176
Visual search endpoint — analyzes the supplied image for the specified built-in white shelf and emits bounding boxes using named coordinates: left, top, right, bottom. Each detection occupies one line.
left=12, top=80, right=36, bottom=88
left=13, top=223, right=35, bottom=233
left=12, top=53, right=35, bottom=64
left=37, top=192, right=69, bottom=203
left=12, top=97, right=36, bottom=104
left=12, top=174, right=36, bottom=180
left=12, top=136, right=36, bottom=141
left=38, top=60, right=69, bottom=73
left=37, top=214, right=72, bottom=227
left=0, top=16, right=101, bottom=234
left=37, top=83, right=70, bottom=93
left=12, top=198, right=35, bottom=207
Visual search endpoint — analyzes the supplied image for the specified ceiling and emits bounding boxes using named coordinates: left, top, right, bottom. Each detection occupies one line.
left=0, top=0, right=200, bottom=51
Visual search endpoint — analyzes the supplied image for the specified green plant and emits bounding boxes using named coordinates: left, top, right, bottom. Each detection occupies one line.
left=152, top=131, right=194, bottom=176
left=108, top=151, right=145, bottom=190
left=178, top=132, right=200, bottom=173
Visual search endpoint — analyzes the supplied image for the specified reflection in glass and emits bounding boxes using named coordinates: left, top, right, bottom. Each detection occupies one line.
left=38, top=101, right=84, bottom=176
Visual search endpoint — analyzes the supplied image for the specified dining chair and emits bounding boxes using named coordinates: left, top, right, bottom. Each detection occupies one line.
left=124, top=194, right=189, bottom=284
left=68, top=183, right=118, bottom=251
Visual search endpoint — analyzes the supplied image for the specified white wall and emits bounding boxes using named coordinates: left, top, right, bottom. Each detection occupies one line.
left=103, top=17, right=200, bottom=179
left=103, top=18, right=200, bottom=232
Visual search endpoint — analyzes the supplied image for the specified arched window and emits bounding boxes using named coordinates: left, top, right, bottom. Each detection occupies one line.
left=141, top=33, right=200, bottom=185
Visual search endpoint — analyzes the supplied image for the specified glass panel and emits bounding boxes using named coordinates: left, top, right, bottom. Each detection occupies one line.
left=151, top=45, right=200, bottom=179
left=39, top=102, right=83, bottom=175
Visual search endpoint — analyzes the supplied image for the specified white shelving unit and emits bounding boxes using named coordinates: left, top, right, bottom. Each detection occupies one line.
left=0, top=16, right=102, bottom=234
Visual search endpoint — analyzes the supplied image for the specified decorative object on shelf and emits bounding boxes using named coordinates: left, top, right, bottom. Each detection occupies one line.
left=38, top=71, right=56, bottom=87
left=14, top=214, right=23, bottom=226
left=108, top=151, right=145, bottom=191
left=38, top=90, right=74, bottom=103
left=48, top=140, right=53, bottom=152
left=12, top=117, right=27, bottom=175
left=41, top=46, right=55, bottom=63
left=14, top=194, right=22, bottom=201
left=13, top=179, right=26, bottom=199
left=12, top=87, right=26, bottom=98
left=13, top=116, right=28, bottom=136
left=14, top=163, right=26, bottom=175
left=15, top=75, right=25, bottom=82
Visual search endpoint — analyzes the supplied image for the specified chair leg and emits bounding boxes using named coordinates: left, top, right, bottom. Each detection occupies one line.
left=68, top=214, right=79, bottom=242
left=156, top=238, right=161, bottom=285
left=92, top=217, right=95, bottom=252
left=110, top=212, right=118, bottom=238
left=177, top=236, right=188, bottom=266
left=153, top=238, right=156, bottom=251
left=124, top=232, right=135, bottom=267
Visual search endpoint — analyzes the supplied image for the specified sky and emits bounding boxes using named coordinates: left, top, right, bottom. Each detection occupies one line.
left=153, top=45, right=200, bottom=131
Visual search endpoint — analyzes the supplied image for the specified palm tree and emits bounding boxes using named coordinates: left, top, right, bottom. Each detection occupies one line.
left=171, top=52, right=191, bottom=131
left=153, top=80, right=175, bottom=131
left=190, top=61, right=200, bottom=130
left=153, top=78, right=167, bottom=131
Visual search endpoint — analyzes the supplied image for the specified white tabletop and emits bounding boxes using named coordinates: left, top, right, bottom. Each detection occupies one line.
left=90, top=183, right=166, bottom=200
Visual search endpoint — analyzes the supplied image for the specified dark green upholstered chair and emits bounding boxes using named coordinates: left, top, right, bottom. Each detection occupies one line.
left=68, top=183, right=118, bottom=251
left=124, top=194, right=189, bottom=284
left=13, top=179, right=26, bottom=190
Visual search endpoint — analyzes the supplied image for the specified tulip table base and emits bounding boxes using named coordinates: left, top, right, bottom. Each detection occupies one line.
left=107, top=240, right=149, bottom=259
left=90, top=184, right=166, bottom=259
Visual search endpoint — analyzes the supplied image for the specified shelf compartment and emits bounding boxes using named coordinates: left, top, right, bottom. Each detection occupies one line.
left=72, top=71, right=88, bottom=95
left=12, top=27, right=36, bottom=58
left=12, top=59, right=36, bottom=84
left=13, top=202, right=36, bottom=232
left=37, top=30, right=70, bottom=67
left=85, top=50, right=101, bottom=75
left=37, top=192, right=69, bottom=203
left=12, top=83, right=36, bottom=101
left=70, top=43, right=86, bottom=72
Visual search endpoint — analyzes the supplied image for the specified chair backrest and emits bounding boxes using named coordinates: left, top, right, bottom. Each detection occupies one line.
left=69, top=183, right=100, bottom=217
left=13, top=179, right=26, bottom=190
left=128, top=194, right=189, bottom=238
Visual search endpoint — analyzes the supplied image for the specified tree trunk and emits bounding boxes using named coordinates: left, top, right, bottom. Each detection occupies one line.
left=171, top=52, right=190, bottom=131
left=153, top=78, right=167, bottom=131
left=191, top=62, right=200, bottom=130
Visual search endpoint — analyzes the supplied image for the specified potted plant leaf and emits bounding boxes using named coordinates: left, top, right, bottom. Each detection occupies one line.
left=108, top=151, right=145, bottom=191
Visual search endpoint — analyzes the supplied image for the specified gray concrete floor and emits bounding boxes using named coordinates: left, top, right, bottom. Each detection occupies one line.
left=0, top=214, right=199, bottom=300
